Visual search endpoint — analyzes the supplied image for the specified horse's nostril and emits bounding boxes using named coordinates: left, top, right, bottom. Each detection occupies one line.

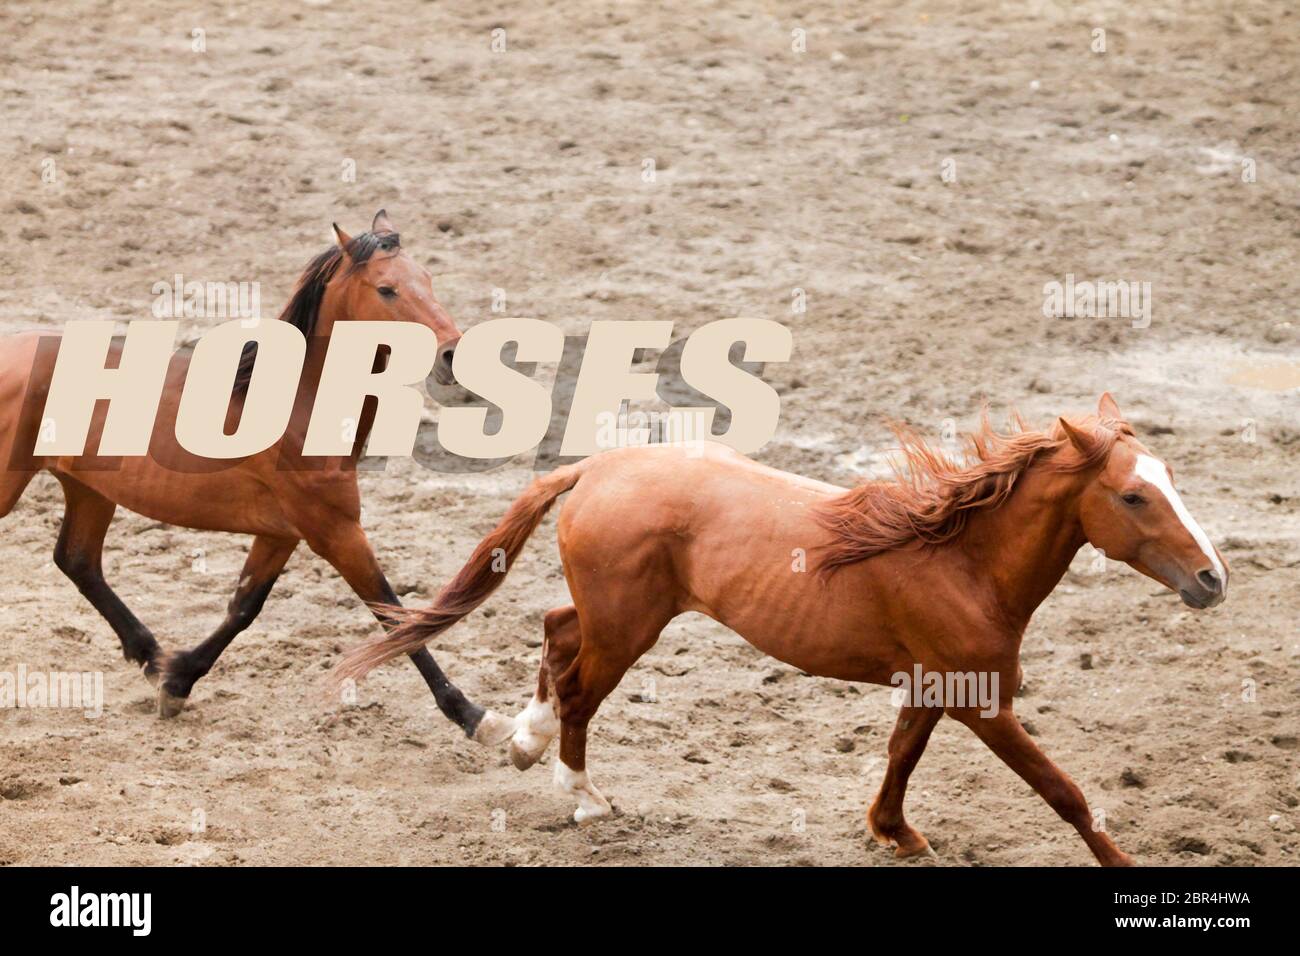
left=1197, top=569, right=1221, bottom=592
left=431, top=344, right=458, bottom=385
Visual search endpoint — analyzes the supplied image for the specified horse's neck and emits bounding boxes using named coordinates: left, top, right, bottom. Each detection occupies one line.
left=961, top=465, right=1088, bottom=629
left=281, top=302, right=373, bottom=463
left=299, top=298, right=343, bottom=391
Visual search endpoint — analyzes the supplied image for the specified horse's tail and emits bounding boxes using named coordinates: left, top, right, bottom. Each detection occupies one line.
left=327, top=458, right=592, bottom=690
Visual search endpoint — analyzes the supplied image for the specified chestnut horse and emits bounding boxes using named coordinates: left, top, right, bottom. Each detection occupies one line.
left=332, top=394, right=1228, bottom=865
left=0, top=210, right=512, bottom=743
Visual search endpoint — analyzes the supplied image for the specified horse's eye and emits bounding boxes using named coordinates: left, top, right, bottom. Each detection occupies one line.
left=378, top=286, right=398, bottom=299
left=1121, top=492, right=1144, bottom=507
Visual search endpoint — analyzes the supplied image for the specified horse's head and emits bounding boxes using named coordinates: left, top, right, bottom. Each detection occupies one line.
left=1063, top=393, right=1227, bottom=610
left=327, top=210, right=462, bottom=384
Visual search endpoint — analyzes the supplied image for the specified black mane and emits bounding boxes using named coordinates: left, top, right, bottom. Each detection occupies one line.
left=232, top=230, right=400, bottom=394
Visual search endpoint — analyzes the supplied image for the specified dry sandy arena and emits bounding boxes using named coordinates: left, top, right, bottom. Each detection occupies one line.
left=0, top=0, right=1297, bottom=867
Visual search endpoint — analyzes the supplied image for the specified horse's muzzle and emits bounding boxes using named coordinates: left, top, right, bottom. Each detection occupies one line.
left=1179, top=567, right=1226, bottom=609
left=432, top=341, right=457, bottom=386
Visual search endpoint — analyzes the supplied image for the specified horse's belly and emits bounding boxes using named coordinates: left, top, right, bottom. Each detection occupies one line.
left=724, top=605, right=906, bottom=685
left=56, top=460, right=297, bottom=538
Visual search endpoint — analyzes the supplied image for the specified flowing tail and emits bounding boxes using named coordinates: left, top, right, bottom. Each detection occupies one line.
left=327, top=459, right=590, bottom=692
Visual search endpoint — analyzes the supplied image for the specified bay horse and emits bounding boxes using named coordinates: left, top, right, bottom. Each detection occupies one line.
left=0, top=209, right=513, bottom=743
left=331, top=393, right=1228, bottom=865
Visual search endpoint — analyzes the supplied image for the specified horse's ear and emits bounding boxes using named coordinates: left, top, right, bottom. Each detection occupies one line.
left=332, top=222, right=353, bottom=252
left=1057, top=417, right=1093, bottom=454
left=1097, top=392, right=1123, bottom=421
left=371, top=209, right=396, bottom=234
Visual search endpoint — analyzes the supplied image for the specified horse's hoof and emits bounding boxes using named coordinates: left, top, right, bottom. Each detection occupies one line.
left=157, top=687, right=188, bottom=718
left=141, top=662, right=161, bottom=688
left=573, top=801, right=612, bottom=825
left=895, top=839, right=937, bottom=860
left=509, top=739, right=543, bottom=771
left=868, top=814, right=934, bottom=859
left=508, top=721, right=555, bottom=770
left=471, top=709, right=516, bottom=747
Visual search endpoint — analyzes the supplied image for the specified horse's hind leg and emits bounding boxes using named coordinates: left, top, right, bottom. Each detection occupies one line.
left=156, top=534, right=298, bottom=717
left=547, top=603, right=672, bottom=824
left=52, top=476, right=161, bottom=680
left=0, top=467, right=36, bottom=519
left=508, top=605, right=572, bottom=770
left=868, top=704, right=942, bottom=859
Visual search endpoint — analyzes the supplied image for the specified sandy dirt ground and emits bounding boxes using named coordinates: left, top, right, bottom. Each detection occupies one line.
left=0, top=0, right=1297, bottom=867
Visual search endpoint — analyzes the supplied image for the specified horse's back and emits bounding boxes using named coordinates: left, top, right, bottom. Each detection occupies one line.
left=557, top=441, right=844, bottom=579
left=565, top=441, right=843, bottom=517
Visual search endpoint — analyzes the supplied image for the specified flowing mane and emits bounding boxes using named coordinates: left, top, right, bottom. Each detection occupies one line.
left=813, top=413, right=1131, bottom=573
left=231, top=230, right=399, bottom=394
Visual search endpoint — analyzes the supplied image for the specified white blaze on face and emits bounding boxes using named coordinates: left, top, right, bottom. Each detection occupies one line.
left=1134, top=454, right=1225, bottom=583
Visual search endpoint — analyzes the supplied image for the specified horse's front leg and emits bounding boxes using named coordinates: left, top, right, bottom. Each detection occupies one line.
left=305, top=519, right=514, bottom=745
left=949, top=705, right=1134, bottom=866
left=156, top=534, right=298, bottom=717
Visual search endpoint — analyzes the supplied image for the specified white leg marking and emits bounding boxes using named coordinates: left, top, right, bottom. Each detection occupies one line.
left=508, top=693, right=559, bottom=769
left=472, top=709, right=518, bottom=746
left=1134, top=454, right=1226, bottom=581
left=553, top=758, right=612, bottom=824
